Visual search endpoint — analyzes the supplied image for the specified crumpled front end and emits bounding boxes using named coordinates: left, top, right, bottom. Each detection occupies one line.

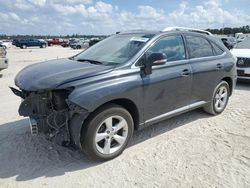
left=10, top=87, right=88, bottom=147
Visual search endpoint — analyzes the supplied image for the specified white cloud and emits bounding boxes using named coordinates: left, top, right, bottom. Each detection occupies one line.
left=51, top=3, right=87, bottom=15
left=8, top=12, right=21, bottom=21
left=27, top=0, right=46, bottom=7
left=0, top=12, right=21, bottom=21
left=137, top=5, right=165, bottom=19
left=0, top=0, right=249, bottom=35
left=14, top=0, right=35, bottom=10
left=167, top=0, right=250, bottom=29
left=65, top=0, right=92, bottom=4
left=95, top=1, right=113, bottom=13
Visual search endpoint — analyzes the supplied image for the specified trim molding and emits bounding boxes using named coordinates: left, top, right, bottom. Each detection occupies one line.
left=144, top=101, right=206, bottom=125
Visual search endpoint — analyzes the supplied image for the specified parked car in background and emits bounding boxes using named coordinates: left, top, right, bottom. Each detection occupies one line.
left=0, top=44, right=7, bottom=49
left=11, top=30, right=236, bottom=161
left=221, top=37, right=237, bottom=50
left=0, top=46, right=8, bottom=72
left=70, top=39, right=89, bottom=49
left=61, top=41, right=70, bottom=47
left=231, top=37, right=250, bottom=81
left=235, top=33, right=245, bottom=42
left=69, top=39, right=80, bottom=48
left=61, top=38, right=76, bottom=47
left=47, top=38, right=68, bottom=46
left=15, top=38, right=47, bottom=49
left=0, top=40, right=11, bottom=49
left=12, top=39, right=19, bottom=46
left=89, top=38, right=101, bottom=47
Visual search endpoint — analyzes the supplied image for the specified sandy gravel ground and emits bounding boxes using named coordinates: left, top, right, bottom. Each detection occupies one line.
left=0, top=46, right=249, bottom=188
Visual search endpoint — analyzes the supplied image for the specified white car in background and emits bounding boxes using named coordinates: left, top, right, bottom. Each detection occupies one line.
left=0, top=46, right=8, bottom=72
left=0, top=40, right=11, bottom=49
left=231, top=37, right=250, bottom=81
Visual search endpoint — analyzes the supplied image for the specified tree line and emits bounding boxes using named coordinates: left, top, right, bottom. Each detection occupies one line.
left=206, top=25, right=250, bottom=35
left=1, top=25, right=250, bottom=40
left=0, top=34, right=108, bottom=40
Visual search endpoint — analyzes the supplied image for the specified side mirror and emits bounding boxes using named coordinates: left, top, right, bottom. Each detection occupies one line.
left=142, top=52, right=167, bottom=75
left=148, top=52, right=167, bottom=66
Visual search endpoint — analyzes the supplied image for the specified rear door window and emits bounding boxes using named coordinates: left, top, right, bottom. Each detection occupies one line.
left=186, top=35, right=214, bottom=59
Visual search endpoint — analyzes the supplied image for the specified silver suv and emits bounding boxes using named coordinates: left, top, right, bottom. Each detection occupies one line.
left=0, top=47, right=8, bottom=72
left=71, top=39, right=89, bottom=49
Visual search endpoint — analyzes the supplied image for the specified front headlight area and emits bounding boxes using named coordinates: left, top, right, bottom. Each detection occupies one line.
left=18, top=89, right=75, bottom=146
left=237, top=57, right=245, bottom=67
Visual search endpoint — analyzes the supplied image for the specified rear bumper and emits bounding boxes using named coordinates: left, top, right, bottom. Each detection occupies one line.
left=0, top=58, right=8, bottom=70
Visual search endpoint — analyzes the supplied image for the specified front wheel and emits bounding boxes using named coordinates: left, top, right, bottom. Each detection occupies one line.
left=203, top=81, right=230, bottom=115
left=81, top=104, right=134, bottom=161
left=21, top=44, right=27, bottom=49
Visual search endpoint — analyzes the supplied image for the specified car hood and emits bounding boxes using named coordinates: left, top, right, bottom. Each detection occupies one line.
left=15, top=58, right=114, bottom=91
left=230, top=49, right=250, bottom=58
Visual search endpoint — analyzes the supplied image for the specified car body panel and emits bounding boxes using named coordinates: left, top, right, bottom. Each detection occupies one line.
left=15, top=58, right=114, bottom=91
left=67, top=68, right=144, bottom=122
left=12, top=30, right=236, bottom=148
left=0, top=58, right=8, bottom=71
left=189, top=54, right=236, bottom=102
left=142, top=60, right=192, bottom=122
left=0, top=47, right=8, bottom=71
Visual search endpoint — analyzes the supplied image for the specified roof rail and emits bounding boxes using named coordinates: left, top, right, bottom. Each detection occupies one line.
left=162, top=27, right=213, bottom=36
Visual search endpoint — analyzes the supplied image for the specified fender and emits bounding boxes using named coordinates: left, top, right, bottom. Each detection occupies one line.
left=68, top=70, right=144, bottom=148
left=67, top=69, right=144, bottom=119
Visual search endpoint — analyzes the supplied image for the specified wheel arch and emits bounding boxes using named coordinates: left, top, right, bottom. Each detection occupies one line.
left=70, top=98, right=140, bottom=150
left=89, top=98, right=140, bottom=130
left=221, top=77, right=233, bottom=96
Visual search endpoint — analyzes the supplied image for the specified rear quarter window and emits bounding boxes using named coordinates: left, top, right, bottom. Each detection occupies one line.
left=211, top=42, right=224, bottom=56
left=186, top=35, right=214, bottom=59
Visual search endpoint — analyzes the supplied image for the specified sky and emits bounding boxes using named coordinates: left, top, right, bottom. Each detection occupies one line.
left=0, top=0, right=249, bottom=35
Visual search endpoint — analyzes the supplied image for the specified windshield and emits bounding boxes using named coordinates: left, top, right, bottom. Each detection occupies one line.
left=235, top=37, right=250, bottom=49
left=74, top=33, right=154, bottom=65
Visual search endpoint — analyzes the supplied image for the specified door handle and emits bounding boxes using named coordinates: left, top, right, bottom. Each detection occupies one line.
left=216, top=63, right=223, bottom=70
left=181, top=69, right=191, bottom=77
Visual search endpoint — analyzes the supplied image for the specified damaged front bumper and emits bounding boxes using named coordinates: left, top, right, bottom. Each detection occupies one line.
left=10, top=87, right=89, bottom=147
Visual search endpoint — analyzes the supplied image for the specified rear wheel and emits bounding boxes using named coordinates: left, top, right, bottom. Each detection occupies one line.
left=76, top=45, right=81, bottom=49
left=41, top=44, right=46, bottom=48
left=203, top=81, right=230, bottom=115
left=81, top=104, right=134, bottom=161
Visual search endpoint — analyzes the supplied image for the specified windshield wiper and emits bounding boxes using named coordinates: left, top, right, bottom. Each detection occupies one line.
left=76, top=59, right=103, bottom=65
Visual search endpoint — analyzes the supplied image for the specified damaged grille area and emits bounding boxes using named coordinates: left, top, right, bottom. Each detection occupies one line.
left=18, top=89, right=72, bottom=146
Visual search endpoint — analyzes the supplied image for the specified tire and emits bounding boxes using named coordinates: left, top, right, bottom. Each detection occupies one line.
left=203, top=81, right=230, bottom=115
left=21, top=44, right=27, bottom=49
left=81, top=104, right=134, bottom=161
left=76, top=45, right=81, bottom=49
left=41, top=44, right=46, bottom=48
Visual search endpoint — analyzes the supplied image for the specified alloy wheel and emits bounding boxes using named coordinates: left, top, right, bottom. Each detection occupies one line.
left=95, top=115, right=128, bottom=155
left=214, top=85, right=228, bottom=112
